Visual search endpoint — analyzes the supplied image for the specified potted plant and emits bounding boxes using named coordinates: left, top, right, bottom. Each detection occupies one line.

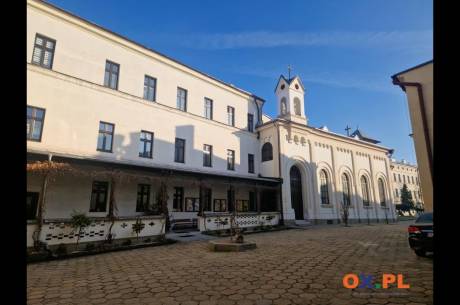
left=70, top=211, right=92, bottom=252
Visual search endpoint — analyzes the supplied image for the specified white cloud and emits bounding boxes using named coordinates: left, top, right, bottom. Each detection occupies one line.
left=233, top=67, right=398, bottom=93
left=174, top=30, right=432, bottom=51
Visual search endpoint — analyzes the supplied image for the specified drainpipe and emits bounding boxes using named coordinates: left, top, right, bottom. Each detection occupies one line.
left=274, top=121, right=284, bottom=225
left=392, top=77, right=433, bottom=181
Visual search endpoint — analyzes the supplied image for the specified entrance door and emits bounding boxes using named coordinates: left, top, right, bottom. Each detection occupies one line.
left=290, top=166, right=304, bottom=220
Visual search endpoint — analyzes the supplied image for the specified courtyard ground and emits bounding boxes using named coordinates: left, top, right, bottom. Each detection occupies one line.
left=27, top=222, right=432, bottom=305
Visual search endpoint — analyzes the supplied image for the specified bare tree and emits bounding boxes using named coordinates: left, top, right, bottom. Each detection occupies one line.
left=340, top=201, right=350, bottom=227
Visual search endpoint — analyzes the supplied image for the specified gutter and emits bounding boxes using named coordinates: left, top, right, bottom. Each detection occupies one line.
left=392, top=77, right=433, bottom=181
left=274, top=121, right=285, bottom=225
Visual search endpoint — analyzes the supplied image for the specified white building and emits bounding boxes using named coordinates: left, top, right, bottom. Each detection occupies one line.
left=26, top=0, right=397, bottom=249
left=390, top=159, right=424, bottom=208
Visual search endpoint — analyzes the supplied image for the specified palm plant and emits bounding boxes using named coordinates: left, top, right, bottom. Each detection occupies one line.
left=70, top=211, right=92, bottom=251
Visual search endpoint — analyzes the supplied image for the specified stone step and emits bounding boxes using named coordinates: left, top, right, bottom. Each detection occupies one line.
left=294, top=220, right=312, bottom=227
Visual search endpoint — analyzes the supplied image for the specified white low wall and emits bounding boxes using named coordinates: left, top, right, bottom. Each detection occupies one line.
left=198, top=212, right=280, bottom=232
left=27, top=216, right=165, bottom=247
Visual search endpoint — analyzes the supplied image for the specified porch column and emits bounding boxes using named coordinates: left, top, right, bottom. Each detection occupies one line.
left=228, top=184, right=235, bottom=212
left=256, top=186, right=261, bottom=213
left=35, top=171, right=50, bottom=247
left=198, top=181, right=204, bottom=217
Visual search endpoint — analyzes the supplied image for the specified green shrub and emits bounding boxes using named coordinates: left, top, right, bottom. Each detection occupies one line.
left=85, top=243, right=95, bottom=251
left=122, top=239, right=132, bottom=246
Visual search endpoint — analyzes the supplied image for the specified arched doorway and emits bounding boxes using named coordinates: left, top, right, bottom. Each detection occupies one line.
left=290, top=166, right=304, bottom=220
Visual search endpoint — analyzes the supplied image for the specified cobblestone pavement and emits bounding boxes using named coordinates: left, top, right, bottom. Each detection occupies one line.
left=27, top=222, right=433, bottom=305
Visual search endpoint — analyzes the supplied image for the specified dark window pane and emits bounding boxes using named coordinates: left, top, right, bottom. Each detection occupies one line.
left=27, top=106, right=45, bottom=141
left=32, top=34, right=55, bottom=69
left=175, top=138, right=185, bottom=163
left=89, top=181, right=108, bottom=212
left=26, top=192, right=39, bottom=220
left=97, top=122, right=114, bottom=152
left=261, top=142, right=273, bottom=161
left=248, top=154, right=254, bottom=173
left=104, top=61, right=119, bottom=89
left=248, top=114, right=254, bottom=132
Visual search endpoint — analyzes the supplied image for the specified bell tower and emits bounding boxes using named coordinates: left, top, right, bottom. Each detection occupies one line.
left=274, top=74, right=307, bottom=125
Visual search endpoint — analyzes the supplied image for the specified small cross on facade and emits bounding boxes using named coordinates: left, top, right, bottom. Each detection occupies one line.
left=345, top=125, right=351, bottom=136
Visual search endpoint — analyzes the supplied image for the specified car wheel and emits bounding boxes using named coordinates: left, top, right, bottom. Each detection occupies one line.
left=414, top=249, right=426, bottom=257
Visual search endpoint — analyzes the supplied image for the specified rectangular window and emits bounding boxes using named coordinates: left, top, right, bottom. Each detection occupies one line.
left=203, top=144, right=212, bottom=167
left=97, top=122, right=114, bottom=152
left=403, top=175, right=406, bottom=184
left=143, top=75, right=157, bottom=101
left=136, top=184, right=150, bottom=212
left=236, top=200, right=250, bottom=212
left=213, top=199, right=227, bottom=212
left=173, top=187, right=184, bottom=212
left=398, top=174, right=401, bottom=182
left=177, top=87, right=187, bottom=111
left=174, top=138, right=185, bottom=163
left=204, top=98, right=213, bottom=120
left=202, top=188, right=212, bottom=211
left=104, top=60, right=120, bottom=90
left=247, top=113, right=254, bottom=132
left=411, top=176, right=415, bottom=184
left=227, top=149, right=235, bottom=170
left=139, top=130, right=153, bottom=158
left=90, top=181, right=108, bottom=212
left=31, top=34, right=56, bottom=69
left=248, top=154, right=254, bottom=173
left=185, top=198, right=200, bottom=212
left=227, top=106, right=235, bottom=126
left=395, top=188, right=399, bottom=197
left=394, top=173, right=397, bottom=182
left=26, top=192, right=39, bottom=220
left=27, top=106, right=46, bottom=141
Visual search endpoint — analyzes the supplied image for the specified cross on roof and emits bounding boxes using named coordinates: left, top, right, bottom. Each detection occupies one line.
left=345, top=125, right=351, bottom=136
left=288, top=65, right=292, bottom=79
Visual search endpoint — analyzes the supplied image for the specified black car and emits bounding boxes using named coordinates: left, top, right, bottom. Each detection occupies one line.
left=408, top=212, right=433, bottom=257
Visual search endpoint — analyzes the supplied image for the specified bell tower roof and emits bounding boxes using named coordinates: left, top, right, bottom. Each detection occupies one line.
left=274, top=75, right=305, bottom=92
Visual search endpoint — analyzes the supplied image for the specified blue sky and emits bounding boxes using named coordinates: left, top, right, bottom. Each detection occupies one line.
left=47, top=0, right=432, bottom=164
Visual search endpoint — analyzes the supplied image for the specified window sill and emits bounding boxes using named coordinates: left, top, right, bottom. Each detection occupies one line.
left=363, top=206, right=373, bottom=209
left=320, top=204, right=333, bottom=208
left=139, top=155, right=153, bottom=159
left=97, top=149, right=113, bottom=153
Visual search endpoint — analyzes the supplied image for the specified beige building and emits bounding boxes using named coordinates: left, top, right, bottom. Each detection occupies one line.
left=392, top=61, right=433, bottom=212
left=390, top=159, right=424, bottom=209
left=26, top=0, right=397, bottom=249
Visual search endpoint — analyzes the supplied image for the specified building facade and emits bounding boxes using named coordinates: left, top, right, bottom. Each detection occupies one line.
left=390, top=159, right=424, bottom=209
left=392, top=61, right=433, bottom=212
left=26, top=0, right=396, bottom=249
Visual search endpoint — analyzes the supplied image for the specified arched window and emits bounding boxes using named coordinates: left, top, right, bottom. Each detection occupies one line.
left=320, top=170, right=330, bottom=205
left=360, top=176, right=370, bottom=206
left=280, top=98, right=287, bottom=115
left=294, top=97, right=301, bottom=115
left=378, top=178, right=386, bottom=206
left=261, top=142, right=273, bottom=162
left=341, top=173, right=351, bottom=206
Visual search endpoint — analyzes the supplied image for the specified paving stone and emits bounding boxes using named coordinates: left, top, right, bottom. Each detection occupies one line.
left=27, top=223, right=432, bottom=305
